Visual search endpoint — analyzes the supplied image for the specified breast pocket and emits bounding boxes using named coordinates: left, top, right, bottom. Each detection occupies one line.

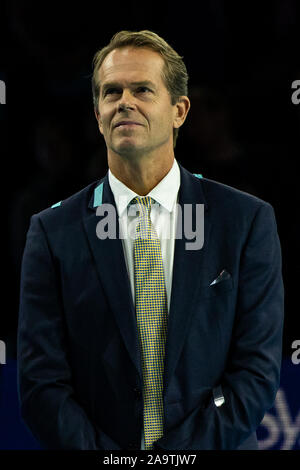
left=200, top=277, right=234, bottom=298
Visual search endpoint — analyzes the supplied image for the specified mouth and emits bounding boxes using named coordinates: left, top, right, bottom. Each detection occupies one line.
left=114, top=121, right=143, bottom=129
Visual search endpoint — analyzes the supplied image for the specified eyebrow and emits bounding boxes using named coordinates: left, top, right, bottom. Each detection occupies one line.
left=101, top=81, right=156, bottom=95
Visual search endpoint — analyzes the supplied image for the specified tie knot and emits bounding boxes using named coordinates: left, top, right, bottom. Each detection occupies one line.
left=130, top=196, right=154, bottom=215
left=132, top=196, right=153, bottom=206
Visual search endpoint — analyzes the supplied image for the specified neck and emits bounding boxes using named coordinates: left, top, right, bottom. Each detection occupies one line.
left=107, top=149, right=174, bottom=196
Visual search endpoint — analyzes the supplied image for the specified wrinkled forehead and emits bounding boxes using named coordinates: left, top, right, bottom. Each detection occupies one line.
left=98, top=47, right=166, bottom=87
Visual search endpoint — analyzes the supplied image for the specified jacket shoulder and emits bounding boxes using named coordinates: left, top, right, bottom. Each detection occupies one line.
left=199, top=176, right=273, bottom=213
left=31, top=180, right=100, bottom=228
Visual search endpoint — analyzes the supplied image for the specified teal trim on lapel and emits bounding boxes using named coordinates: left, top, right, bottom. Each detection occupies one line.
left=193, top=173, right=203, bottom=179
left=93, top=182, right=103, bottom=207
left=51, top=201, right=62, bottom=208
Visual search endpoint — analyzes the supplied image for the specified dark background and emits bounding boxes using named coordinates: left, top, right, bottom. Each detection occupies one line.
left=1, top=0, right=299, bottom=362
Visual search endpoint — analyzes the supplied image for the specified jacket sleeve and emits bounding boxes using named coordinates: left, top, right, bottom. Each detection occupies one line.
left=154, top=202, right=285, bottom=450
left=17, top=214, right=121, bottom=450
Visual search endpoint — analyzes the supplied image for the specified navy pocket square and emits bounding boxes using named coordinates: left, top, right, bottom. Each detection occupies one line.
left=209, top=269, right=231, bottom=286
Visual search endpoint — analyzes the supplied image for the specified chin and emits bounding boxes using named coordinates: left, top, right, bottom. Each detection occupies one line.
left=113, top=140, right=144, bottom=156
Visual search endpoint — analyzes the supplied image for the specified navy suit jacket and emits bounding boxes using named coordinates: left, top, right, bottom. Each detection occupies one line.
left=17, top=163, right=284, bottom=450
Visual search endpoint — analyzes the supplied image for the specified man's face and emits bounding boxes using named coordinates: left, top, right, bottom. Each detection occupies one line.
left=95, top=47, right=183, bottom=159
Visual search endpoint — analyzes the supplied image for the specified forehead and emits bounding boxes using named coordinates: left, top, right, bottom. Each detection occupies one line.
left=98, top=47, right=165, bottom=86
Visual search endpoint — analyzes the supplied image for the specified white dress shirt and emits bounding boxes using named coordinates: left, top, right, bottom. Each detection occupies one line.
left=108, top=158, right=180, bottom=312
left=108, top=157, right=180, bottom=449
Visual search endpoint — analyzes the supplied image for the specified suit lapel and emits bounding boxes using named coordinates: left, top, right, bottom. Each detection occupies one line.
left=163, top=165, right=212, bottom=396
left=83, top=174, right=142, bottom=380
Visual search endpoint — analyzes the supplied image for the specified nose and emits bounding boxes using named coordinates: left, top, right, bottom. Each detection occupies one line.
left=118, top=89, right=135, bottom=112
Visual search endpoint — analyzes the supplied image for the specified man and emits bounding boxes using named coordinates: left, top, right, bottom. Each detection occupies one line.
left=18, top=30, right=284, bottom=450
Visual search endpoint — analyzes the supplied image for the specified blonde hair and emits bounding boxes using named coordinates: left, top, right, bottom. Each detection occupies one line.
left=92, top=30, right=189, bottom=148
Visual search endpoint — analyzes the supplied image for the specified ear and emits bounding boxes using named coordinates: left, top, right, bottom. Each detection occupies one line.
left=173, top=96, right=191, bottom=129
left=94, top=107, right=104, bottom=135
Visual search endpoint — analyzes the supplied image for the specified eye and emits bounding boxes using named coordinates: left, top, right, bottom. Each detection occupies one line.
left=137, top=86, right=151, bottom=93
left=104, top=88, right=121, bottom=96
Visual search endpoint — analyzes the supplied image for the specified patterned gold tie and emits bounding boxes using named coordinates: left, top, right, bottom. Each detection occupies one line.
left=132, top=196, right=168, bottom=450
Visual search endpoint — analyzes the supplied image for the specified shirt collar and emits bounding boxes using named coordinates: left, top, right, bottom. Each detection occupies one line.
left=108, top=158, right=180, bottom=217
